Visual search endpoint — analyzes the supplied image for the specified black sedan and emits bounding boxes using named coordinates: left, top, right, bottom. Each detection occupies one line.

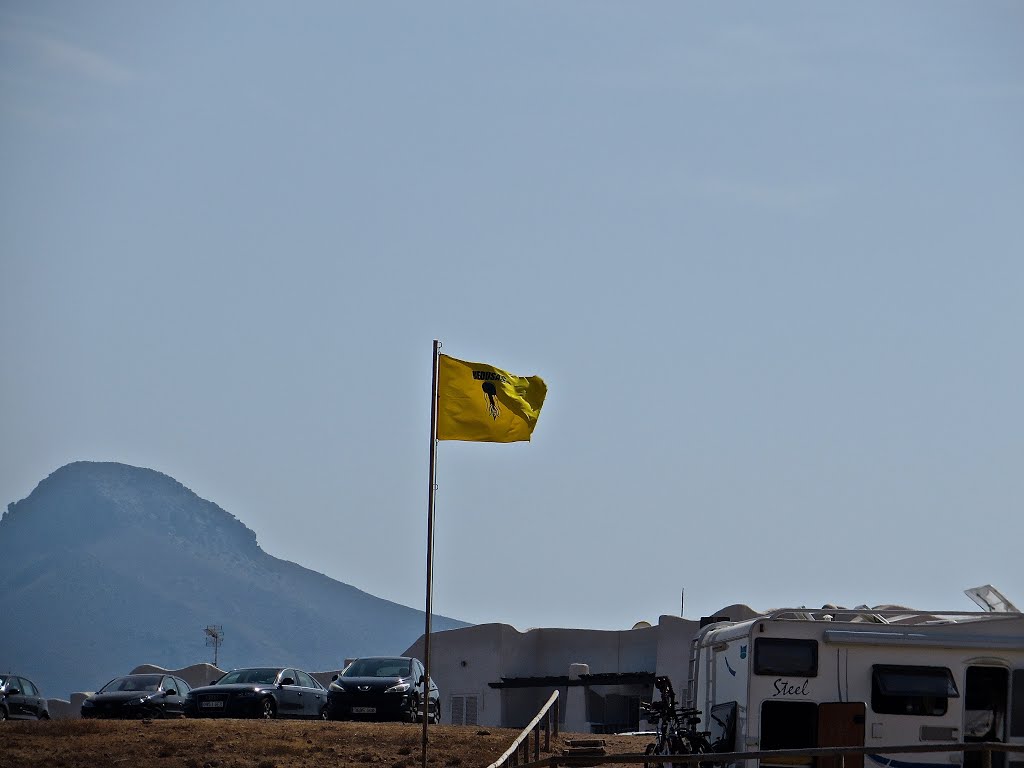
left=327, top=656, right=439, bottom=723
left=81, top=674, right=191, bottom=719
left=0, top=674, right=49, bottom=720
left=185, top=667, right=327, bottom=719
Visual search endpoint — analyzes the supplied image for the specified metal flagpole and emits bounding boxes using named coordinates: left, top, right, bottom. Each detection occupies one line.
left=422, top=339, right=440, bottom=768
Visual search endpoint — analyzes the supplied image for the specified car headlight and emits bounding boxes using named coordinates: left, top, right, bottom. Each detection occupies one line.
left=385, top=682, right=411, bottom=693
left=329, top=683, right=346, bottom=693
left=82, top=699, right=95, bottom=707
left=130, top=696, right=152, bottom=706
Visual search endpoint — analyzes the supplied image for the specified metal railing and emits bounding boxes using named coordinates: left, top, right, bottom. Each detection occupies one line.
left=485, top=690, right=561, bottom=768
left=514, top=741, right=1024, bottom=768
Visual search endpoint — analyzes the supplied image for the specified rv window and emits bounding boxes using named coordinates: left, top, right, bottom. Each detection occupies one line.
left=754, top=638, right=818, bottom=676
left=871, top=665, right=959, bottom=716
left=1011, top=670, right=1024, bottom=737
left=709, top=701, right=738, bottom=753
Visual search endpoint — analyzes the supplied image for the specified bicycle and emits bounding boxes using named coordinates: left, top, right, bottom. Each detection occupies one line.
left=641, top=676, right=716, bottom=768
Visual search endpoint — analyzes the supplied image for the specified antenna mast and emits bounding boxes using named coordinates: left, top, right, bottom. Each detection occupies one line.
left=204, top=625, right=224, bottom=667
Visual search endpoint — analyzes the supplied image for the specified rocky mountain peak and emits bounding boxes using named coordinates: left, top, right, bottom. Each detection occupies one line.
left=1, top=461, right=258, bottom=560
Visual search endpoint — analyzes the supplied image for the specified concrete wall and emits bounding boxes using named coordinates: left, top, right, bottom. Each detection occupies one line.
left=403, top=622, right=659, bottom=729
left=405, top=623, right=509, bottom=727
left=654, top=614, right=699, bottom=695
left=45, top=697, right=78, bottom=719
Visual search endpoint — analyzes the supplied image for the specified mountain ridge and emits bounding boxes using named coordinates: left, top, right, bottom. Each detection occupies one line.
left=0, top=461, right=467, bottom=699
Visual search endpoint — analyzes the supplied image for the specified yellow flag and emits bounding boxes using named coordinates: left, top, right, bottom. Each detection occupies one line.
left=436, top=354, right=547, bottom=442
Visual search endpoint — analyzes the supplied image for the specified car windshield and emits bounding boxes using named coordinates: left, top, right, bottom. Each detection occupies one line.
left=217, top=668, right=281, bottom=685
left=343, top=658, right=411, bottom=678
left=100, top=675, right=163, bottom=693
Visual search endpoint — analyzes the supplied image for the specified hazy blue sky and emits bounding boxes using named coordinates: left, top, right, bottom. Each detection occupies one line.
left=3, top=2, right=1022, bottom=632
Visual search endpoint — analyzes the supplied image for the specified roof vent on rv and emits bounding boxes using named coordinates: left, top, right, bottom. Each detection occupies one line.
left=965, top=585, right=1020, bottom=613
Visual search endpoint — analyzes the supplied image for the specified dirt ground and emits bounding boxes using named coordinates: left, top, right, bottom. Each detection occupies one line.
left=0, top=718, right=654, bottom=768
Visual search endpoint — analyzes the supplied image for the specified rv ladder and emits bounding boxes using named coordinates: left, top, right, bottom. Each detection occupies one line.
left=685, top=636, right=699, bottom=709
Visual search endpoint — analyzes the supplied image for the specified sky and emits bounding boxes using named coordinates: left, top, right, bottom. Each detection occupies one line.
left=2, top=2, right=1022, bottom=633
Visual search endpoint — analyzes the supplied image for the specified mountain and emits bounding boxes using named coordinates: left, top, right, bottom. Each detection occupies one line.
left=0, top=461, right=467, bottom=699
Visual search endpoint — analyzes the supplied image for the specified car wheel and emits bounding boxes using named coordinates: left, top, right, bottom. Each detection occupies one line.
left=0, top=707, right=8, bottom=721
left=260, top=698, right=276, bottom=719
left=39, top=711, right=50, bottom=720
left=428, top=700, right=439, bottom=724
left=319, top=705, right=328, bottom=721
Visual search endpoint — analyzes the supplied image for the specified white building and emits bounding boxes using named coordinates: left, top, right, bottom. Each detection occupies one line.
left=403, top=604, right=760, bottom=731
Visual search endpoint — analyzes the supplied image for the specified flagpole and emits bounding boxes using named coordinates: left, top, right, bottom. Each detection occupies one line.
left=422, top=339, right=440, bottom=768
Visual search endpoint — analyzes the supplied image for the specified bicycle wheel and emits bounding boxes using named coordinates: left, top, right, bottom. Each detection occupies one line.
left=687, top=735, right=718, bottom=768
left=668, top=735, right=691, bottom=768
left=644, top=742, right=661, bottom=768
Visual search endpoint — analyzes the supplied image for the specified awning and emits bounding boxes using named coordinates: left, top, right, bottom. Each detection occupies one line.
left=488, top=672, right=655, bottom=689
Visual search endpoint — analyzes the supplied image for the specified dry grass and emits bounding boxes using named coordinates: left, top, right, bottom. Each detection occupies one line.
left=0, top=719, right=653, bottom=768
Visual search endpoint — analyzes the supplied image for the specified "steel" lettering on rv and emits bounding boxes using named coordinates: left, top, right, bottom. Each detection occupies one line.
left=772, top=678, right=809, bottom=697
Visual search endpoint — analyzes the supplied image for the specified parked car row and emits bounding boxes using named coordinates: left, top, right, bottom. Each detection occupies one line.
left=68, top=656, right=439, bottom=723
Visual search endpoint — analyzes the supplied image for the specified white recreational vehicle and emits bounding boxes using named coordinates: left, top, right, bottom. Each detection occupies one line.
left=686, top=606, right=1024, bottom=768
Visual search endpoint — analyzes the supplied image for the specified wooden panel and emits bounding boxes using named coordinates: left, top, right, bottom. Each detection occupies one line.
left=818, top=702, right=865, bottom=768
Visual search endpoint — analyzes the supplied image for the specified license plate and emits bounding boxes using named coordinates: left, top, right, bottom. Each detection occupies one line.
left=352, top=706, right=376, bottom=714
left=200, top=701, right=224, bottom=708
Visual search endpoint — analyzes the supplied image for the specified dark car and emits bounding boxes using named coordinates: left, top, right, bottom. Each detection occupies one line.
left=0, top=674, right=49, bottom=720
left=80, top=673, right=191, bottom=719
left=185, top=667, right=327, bottom=719
left=327, top=656, right=439, bottom=723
